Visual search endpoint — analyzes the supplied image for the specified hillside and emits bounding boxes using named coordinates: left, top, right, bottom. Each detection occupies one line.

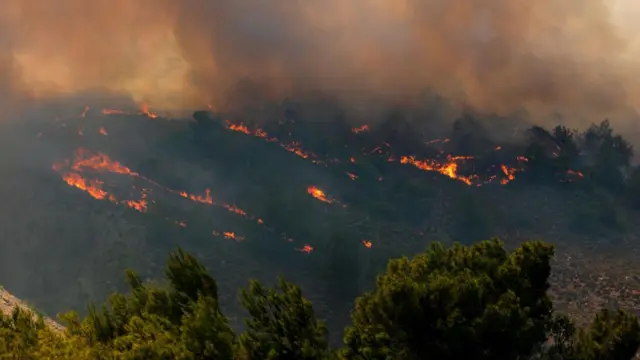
left=0, top=288, right=63, bottom=333
left=0, top=102, right=639, bottom=339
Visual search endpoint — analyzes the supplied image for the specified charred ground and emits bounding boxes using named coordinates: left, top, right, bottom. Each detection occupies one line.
left=0, top=101, right=639, bottom=341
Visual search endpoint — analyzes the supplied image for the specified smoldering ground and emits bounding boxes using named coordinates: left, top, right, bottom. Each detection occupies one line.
left=1, top=0, right=640, bottom=128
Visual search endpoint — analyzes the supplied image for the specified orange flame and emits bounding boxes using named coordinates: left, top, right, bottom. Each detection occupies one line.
left=102, top=108, right=129, bottom=115
left=60, top=172, right=110, bottom=200
left=362, top=240, right=372, bottom=248
left=400, top=155, right=475, bottom=185
left=500, top=164, right=518, bottom=185
left=140, top=102, right=158, bottom=119
left=307, top=186, right=333, bottom=203
left=54, top=148, right=266, bottom=225
left=352, top=125, right=369, bottom=134
left=297, top=244, right=314, bottom=253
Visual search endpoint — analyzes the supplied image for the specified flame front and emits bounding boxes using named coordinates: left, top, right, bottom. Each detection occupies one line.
left=53, top=148, right=266, bottom=225
left=400, top=155, right=476, bottom=185
left=223, top=120, right=527, bottom=186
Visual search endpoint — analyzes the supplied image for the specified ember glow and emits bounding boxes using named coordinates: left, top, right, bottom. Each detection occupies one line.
left=101, top=103, right=159, bottom=119
left=297, top=244, right=314, bottom=253
left=352, top=125, right=369, bottom=134
left=307, top=186, right=333, bottom=204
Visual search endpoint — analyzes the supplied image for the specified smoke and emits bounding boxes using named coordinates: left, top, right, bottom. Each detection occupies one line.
left=1, top=0, right=640, bottom=124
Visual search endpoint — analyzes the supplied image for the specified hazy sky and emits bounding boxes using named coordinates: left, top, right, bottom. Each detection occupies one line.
left=1, top=0, right=640, bottom=123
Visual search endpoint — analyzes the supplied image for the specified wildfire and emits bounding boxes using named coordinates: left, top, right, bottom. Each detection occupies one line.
left=179, top=189, right=213, bottom=205
left=212, top=230, right=245, bottom=241
left=352, top=125, right=369, bottom=134
left=225, top=121, right=317, bottom=161
left=362, top=240, right=372, bottom=248
left=297, top=244, right=314, bottom=253
left=55, top=163, right=148, bottom=213
left=123, top=191, right=149, bottom=213
left=219, top=119, right=538, bottom=186
left=68, top=148, right=139, bottom=176
left=400, top=155, right=476, bottom=186
left=80, top=106, right=90, bottom=118
left=102, top=108, right=128, bottom=115
left=101, top=103, right=158, bottom=119
left=60, top=172, right=110, bottom=201
left=53, top=148, right=266, bottom=223
left=99, top=127, right=108, bottom=136
left=140, top=102, right=158, bottom=119
left=307, top=186, right=334, bottom=204
left=500, top=164, right=518, bottom=185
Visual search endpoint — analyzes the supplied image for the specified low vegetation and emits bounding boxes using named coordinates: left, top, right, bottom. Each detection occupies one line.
left=1, top=240, right=638, bottom=360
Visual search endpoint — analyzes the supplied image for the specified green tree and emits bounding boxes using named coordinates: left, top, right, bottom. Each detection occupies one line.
left=339, top=239, right=640, bottom=360
left=2, top=242, right=639, bottom=360
left=236, top=278, right=330, bottom=360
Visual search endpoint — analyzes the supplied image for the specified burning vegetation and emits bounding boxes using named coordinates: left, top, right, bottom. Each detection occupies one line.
left=46, top=103, right=639, bottom=260
left=13, top=99, right=639, bottom=349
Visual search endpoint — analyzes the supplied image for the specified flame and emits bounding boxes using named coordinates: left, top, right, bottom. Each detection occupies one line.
left=400, top=155, right=475, bottom=185
left=352, top=125, right=369, bottom=134
left=99, top=127, right=108, bottom=136
left=297, top=244, right=314, bottom=253
left=80, top=106, right=90, bottom=118
left=54, top=148, right=266, bottom=225
left=68, top=148, right=139, bottom=176
left=179, top=189, right=213, bottom=205
left=123, top=192, right=148, bottom=213
left=228, top=122, right=250, bottom=134
left=307, top=186, right=333, bottom=203
left=211, top=230, right=245, bottom=241
left=140, top=102, right=158, bottom=119
left=102, top=108, right=129, bottom=116
left=223, top=231, right=244, bottom=241
left=567, top=169, right=584, bottom=178
left=225, top=121, right=317, bottom=161
left=60, top=172, right=110, bottom=200
left=56, top=164, right=149, bottom=212
left=362, top=240, right=372, bottom=248
left=500, top=164, right=518, bottom=185
left=221, top=119, right=579, bottom=187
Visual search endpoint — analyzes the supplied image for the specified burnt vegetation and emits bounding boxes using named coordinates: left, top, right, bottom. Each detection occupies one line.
left=2, top=99, right=640, bottom=358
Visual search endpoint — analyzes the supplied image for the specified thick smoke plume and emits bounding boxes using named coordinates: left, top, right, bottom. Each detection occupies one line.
left=1, top=0, right=640, bottom=123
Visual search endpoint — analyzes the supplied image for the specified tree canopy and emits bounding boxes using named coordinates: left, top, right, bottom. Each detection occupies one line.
left=1, top=240, right=638, bottom=360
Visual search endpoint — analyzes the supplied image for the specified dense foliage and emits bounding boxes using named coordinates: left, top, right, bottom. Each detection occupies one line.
left=1, top=240, right=638, bottom=360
